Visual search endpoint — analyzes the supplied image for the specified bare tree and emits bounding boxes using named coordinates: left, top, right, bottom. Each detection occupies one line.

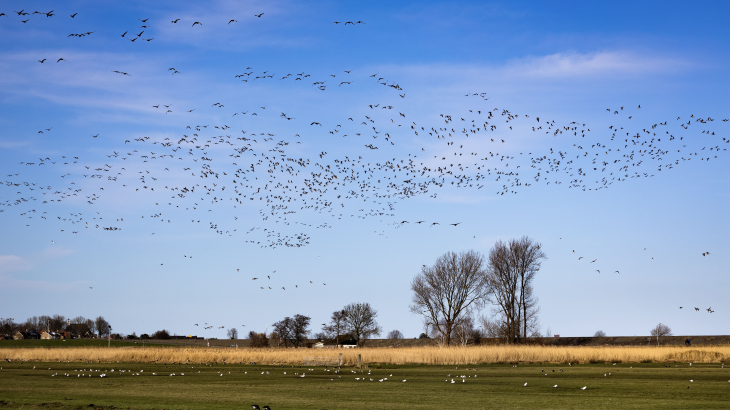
left=247, top=331, right=269, bottom=348
left=227, top=328, right=239, bottom=339
left=387, top=329, right=404, bottom=340
left=37, top=316, right=51, bottom=331
left=486, top=237, right=546, bottom=343
left=650, top=323, right=672, bottom=345
left=23, top=316, right=40, bottom=332
left=453, top=315, right=476, bottom=346
left=322, top=309, right=348, bottom=344
left=410, top=250, right=490, bottom=346
left=272, top=314, right=311, bottom=347
left=151, top=329, right=170, bottom=339
left=85, top=318, right=96, bottom=338
left=70, top=316, right=86, bottom=325
left=94, top=316, right=111, bottom=338
left=479, top=314, right=508, bottom=339
left=0, top=318, right=19, bottom=336
left=593, top=330, right=607, bottom=337
left=343, top=302, right=381, bottom=347
left=269, top=330, right=280, bottom=346
left=49, top=314, right=65, bottom=332
left=518, top=283, right=542, bottom=339
left=427, top=321, right=448, bottom=346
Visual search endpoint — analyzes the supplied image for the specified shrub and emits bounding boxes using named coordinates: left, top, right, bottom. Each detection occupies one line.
left=248, top=331, right=269, bottom=348
left=387, top=329, right=404, bottom=340
left=151, top=329, right=171, bottom=340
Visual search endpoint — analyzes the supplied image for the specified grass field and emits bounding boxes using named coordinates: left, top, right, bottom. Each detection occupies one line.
left=1, top=360, right=729, bottom=409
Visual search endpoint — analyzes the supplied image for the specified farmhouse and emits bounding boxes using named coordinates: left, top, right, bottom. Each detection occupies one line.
left=313, top=342, right=357, bottom=348
left=40, top=331, right=63, bottom=340
left=13, top=331, right=41, bottom=340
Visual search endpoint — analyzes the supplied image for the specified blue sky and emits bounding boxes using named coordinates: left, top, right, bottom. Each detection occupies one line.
left=1, top=0, right=728, bottom=339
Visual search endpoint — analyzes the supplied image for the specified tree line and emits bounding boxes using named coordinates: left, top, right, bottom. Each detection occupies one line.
left=0, top=315, right=111, bottom=338
left=247, top=302, right=382, bottom=348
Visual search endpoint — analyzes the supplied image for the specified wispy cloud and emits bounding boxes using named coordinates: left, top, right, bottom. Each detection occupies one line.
left=376, top=50, right=695, bottom=86
left=41, top=246, right=75, bottom=259
left=0, top=273, right=88, bottom=292
left=0, top=255, right=34, bottom=274
left=504, top=51, right=695, bottom=79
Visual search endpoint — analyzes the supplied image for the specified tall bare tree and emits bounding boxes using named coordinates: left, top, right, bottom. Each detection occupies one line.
left=23, top=316, right=40, bottom=332
left=322, top=309, right=348, bottom=344
left=85, top=318, right=96, bottom=337
left=342, top=302, right=381, bottom=347
left=410, top=250, right=490, bottom=346
left=227, top=328, right=239, bottom=339
left=94, top=316, right=111, bottom=338
left=650, top=323, right=672, bottom=345
left=453, top=315, right=476, bottom=346
left=272, top=314, right=311, bottom=347
left=479, top=314, right=508, bottom=339
left=49, top=314, right=65, bottom=332
left=486, top=237, right=546, bottom=343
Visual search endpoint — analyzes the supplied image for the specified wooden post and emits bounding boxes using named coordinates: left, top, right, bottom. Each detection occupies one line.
left=357, top=354, right=361, bottom=369
left=339, top=353, right=343, bottom=366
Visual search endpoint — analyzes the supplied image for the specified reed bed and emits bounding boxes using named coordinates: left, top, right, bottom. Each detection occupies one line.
left=2, top=345, right=729, bottom=365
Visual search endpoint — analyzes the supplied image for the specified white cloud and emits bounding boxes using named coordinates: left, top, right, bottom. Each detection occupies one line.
left=504, top=51, right=694, bottom=78
left=0, top=251, right=83, bottom=291
left=0, top=273, right=88, bottom=292
left=0, top=255, right=33, bottom=274
left=376, top=50, right=694, bottom=87
left=41, top=246, right=75, bottom=259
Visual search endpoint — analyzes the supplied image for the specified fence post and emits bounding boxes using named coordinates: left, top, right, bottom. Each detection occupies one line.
left=339, top=353, right=343, bottom=366
left=357, top=354, right=361, bottom=369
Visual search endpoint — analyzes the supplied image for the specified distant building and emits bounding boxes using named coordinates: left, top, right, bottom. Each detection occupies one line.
left=315, top=343, right=356, bottom=349
left=41, top=331, right=62, bottom=340
left=170, top=335, right=201, bottom=339
left=554, top=334, right=560, bottom=338
left=14, top=331, right=41, bottom=340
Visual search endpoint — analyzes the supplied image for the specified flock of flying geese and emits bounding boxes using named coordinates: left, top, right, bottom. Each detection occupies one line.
left=1, top=9, right=727, bottom=293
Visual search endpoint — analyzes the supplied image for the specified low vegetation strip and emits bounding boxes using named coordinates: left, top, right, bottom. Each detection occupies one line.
left=1, top=345, right=729, bottom=365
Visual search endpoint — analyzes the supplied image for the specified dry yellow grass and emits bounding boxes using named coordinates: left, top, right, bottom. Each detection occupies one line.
left=2, top=345, right=730, bottom=365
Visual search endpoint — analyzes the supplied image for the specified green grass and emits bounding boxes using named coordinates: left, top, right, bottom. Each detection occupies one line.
left=0, top=339, right=169, bottom=348
left=0, top=361, right=729, bottom=409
